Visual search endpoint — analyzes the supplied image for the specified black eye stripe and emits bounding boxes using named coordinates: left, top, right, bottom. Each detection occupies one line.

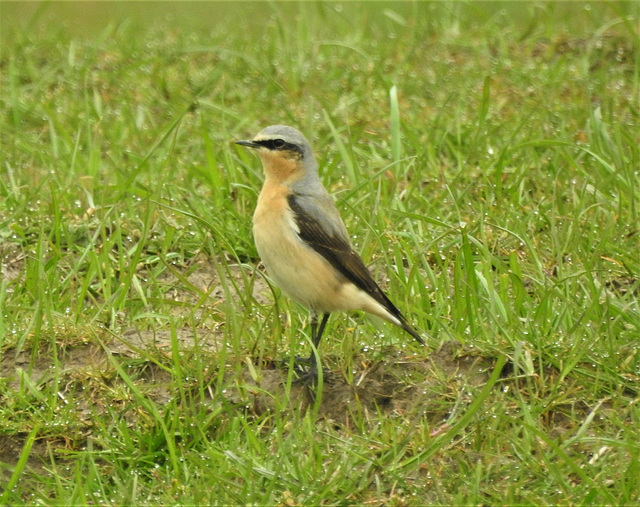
left=256, top=139, right=303, bottom=154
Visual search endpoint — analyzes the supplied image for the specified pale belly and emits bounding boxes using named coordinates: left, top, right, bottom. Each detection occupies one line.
left=253, top=209, right=347, bottom=313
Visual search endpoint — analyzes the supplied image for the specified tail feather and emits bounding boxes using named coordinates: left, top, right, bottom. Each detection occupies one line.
left=401, top=321, right=426, bottom=345
left=377, top=290, right=425, bottom=346
left=379, top=299, right=425, bottom=346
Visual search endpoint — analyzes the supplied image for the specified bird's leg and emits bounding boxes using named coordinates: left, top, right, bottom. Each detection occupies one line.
left=309, top=313, right=319, bottom=350
left=306, top=313, right=329, bottom=369
left=280, top=313, right=331, bottom=384
left=289, top=312, right=330, bottom=387
left=311, top=313, right=329, bottom=350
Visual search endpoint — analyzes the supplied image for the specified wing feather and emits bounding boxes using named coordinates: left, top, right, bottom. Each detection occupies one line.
left=287, top=193, right=424, bottom=344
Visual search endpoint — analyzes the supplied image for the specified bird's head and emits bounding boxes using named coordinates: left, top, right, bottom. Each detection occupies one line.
left=235, top=125, right=317, bottom=183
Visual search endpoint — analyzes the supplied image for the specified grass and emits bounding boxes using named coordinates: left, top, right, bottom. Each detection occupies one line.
left=1, top=1, right=639, bottom=504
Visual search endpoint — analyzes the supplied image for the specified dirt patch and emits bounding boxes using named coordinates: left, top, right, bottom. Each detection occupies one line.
left=150, top=253, right=275, bottom=314
left=223, top=341, right=495, bottom=426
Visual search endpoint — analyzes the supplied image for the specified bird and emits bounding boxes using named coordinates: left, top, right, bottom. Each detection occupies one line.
left=235, top=125, right=424, bottom=375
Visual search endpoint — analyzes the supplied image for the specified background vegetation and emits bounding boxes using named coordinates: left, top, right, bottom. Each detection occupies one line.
left=1, top=1, right=639, bottom=504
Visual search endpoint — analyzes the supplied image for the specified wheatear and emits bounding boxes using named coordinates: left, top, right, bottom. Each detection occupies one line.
left=235, top=125, right=424, bottom=372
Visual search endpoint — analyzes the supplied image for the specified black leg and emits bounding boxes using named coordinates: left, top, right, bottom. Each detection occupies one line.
left=289, top=312, right=329, bottom=388
left=311, top=313, right=330, bottom=349
left=310, top=313, right=318, bottom=349
left=307, top=313, right=330, bottom=369
left=281, top=313, right=331, bottom=386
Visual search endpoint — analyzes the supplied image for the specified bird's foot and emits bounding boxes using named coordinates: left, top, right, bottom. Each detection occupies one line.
left=278, top=355, right=314, bottom=372
left=277, top=356, right=332, bottom=386
left=291, top=365, right=329, bottom=386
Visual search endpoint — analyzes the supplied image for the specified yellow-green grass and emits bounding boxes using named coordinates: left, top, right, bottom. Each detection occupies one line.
left=1, top=2, right=639, bottom=505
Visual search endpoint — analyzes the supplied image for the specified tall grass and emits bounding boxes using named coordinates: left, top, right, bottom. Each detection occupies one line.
left=1, top=1, right=639, bottom=504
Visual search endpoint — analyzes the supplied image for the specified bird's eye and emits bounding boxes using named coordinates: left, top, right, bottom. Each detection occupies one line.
left=273, top=139, right=286, bottom=149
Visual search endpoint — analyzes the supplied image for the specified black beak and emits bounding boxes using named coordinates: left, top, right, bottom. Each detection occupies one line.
left=234, top=140, right=258, bottom=148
